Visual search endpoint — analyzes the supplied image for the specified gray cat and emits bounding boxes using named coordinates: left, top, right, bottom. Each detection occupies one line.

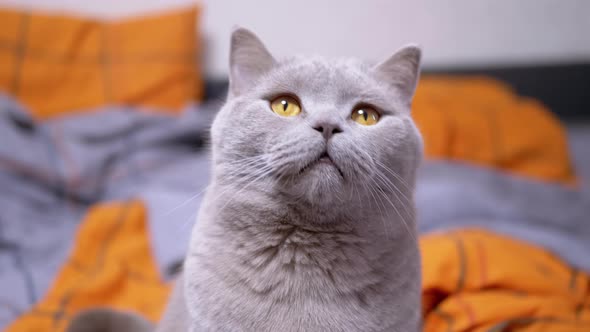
left=67, top=27, right=423, bottom=332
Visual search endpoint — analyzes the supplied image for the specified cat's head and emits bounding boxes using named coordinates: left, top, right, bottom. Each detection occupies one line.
left=211, top=27, right=423, bottom=211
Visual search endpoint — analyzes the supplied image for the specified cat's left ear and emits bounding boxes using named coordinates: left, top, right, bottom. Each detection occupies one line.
left=229, top=27, right=276, bottom=96
left=373, top=45, right=422, bottom=106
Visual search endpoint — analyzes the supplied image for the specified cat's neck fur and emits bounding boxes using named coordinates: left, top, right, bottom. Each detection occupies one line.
left=183, top=177, right=421, bottom=332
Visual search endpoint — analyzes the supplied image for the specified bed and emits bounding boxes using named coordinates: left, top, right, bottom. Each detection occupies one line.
left=0, top=5, right=589, bottom=332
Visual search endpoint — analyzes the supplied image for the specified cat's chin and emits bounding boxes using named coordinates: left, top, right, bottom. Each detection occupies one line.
left=285, top=163, right=347, bottom=206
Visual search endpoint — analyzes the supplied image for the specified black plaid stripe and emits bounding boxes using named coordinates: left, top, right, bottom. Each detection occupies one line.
left=569, top=267, right=579, bottom=291
left=10, top=12, right=30, bottom=96
left=485, top=106, right=504, bottom=167
left=451, top=234, right=467, bottom=292
left=100, top=23, right=111, bottom=103
left=0, top=42, right=196, bottom=64
left=433, top=308, right=455, bottom=332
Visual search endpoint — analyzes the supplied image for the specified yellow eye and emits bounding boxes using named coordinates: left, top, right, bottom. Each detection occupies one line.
left=351, top=106, right=379, bottom=125
left=270, top=95, right=301, bottom=117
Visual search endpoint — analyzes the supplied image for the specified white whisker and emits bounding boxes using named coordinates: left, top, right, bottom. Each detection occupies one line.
left=369, top=175, right=417, bottom=243
left=375, top=159, right=412, bottom=191
left=361, top=177, right=391, bottom=239
left=160, top=185, right=210, bottom=218
left=217, top=165, right=275, bottom=212
left=373, top=169, right=414, bottom=220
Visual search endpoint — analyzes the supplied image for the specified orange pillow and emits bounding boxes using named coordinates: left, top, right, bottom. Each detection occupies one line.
left=0, top=6, right=202, bottom=119
left=413, top=76, right=576, bottom=185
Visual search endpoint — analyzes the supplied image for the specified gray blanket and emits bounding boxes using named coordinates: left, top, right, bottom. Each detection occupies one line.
left=0, top=95, right=214, bottom=328
left=1, top=93, right=589, bottom=329
left=416, top=161, right=590, bottom=271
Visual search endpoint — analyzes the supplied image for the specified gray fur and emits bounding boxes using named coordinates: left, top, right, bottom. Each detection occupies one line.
left=182, top=27, right=424, bottom=331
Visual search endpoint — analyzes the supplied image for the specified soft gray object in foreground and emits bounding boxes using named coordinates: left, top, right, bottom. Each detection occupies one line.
left=66, top=308, right=154, bottom=332
left=176, top=27, right=424, bottom=331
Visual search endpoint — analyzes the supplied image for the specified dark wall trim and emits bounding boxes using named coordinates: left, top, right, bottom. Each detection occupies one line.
left=424, top=63, right=590, bottom=120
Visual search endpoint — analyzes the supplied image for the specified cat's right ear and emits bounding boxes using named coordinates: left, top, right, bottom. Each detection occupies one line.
left=229, top=27, right=276, bottom=96
left=373, top=45, right=422, bottom=107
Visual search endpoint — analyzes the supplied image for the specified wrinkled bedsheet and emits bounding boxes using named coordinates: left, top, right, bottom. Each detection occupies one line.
left=1, top=93, right=589, bottom=331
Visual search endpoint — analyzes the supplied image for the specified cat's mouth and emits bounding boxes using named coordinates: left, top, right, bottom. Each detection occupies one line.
left=298, top=152, right=344, bottom=178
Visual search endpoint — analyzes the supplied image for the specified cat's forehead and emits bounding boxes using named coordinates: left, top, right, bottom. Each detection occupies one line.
left=282, top=55, right=370, bottom=73
left=266, top=56, right=378, bottom=99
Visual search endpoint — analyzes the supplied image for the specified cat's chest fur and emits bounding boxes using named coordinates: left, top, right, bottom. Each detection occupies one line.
left=184, top=191, right=420, bottom=332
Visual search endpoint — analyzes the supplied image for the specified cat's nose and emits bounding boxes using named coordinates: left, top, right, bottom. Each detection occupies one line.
left=312, top=122, right=343, bottom=140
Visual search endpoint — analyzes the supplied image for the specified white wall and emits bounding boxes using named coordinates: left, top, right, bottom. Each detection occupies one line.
left=1, top=0, right=589, bottom=78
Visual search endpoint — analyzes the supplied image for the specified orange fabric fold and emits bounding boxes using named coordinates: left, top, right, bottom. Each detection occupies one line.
left=413, top=76, right=576, bottom=185
left=0, top=6, right=202, bottom=119
left=421, top=229, right=590, bottom=332
left=5, top=200, right=170, bottom=332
